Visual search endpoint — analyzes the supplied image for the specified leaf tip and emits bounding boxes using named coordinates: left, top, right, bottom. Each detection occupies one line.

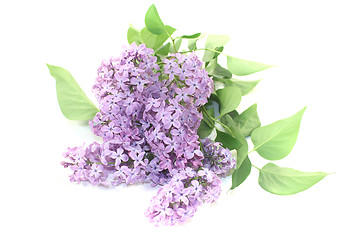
left=300, top=106, right=307, bottom=115
left=46, top=63, right=56, bottom=75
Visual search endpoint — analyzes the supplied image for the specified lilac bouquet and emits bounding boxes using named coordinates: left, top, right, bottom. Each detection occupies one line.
left=48, top=4, right=330, bottom=226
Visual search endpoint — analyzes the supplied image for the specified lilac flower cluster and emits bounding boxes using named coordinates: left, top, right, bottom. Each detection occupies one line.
left=60, top=43, right=235, bottom=226
left=201, top=138, right=236, bottom=177
left=62, top=43, right=213, bottom=186
left=145, top=166, right=222, bottom=226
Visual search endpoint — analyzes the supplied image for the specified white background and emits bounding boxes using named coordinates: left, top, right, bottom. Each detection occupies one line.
left=1, top=0, right=359, bottom=239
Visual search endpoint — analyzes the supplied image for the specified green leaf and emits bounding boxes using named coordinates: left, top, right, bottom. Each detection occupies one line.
left=225, top=115, right=248, bottom=166
left=203, top=35, right=230, bottom=62
left=251, top=107, right=306, bottom=160
left=258, top=163, right=330, bottom=195
left=155, top=42, right=171, bottom=56
left=145, top=4, right=165, bottom=35
left=203, top=50, right=217, bottom=62
left=236, top=104, right=261, bottom=137
left=188, top=39, right=198, bottom=51
left=231, top=79, right=261, bottom=96
left=205, top=34, right=230, bottom=49
left=140, top=25, right=176, bottom=50
left=47, top=64, right=99, bottom=121
left=227, top=56, right=272, bottom=76
left=220, top=110, right=239, bottom=132
left=205, top=58, right=215, bottom=73
left=181, top=33, right=201, bottom=39
left=155, top=25, right=176, bottom=49
left=216, top=86, right=242, bottom=117
left=204, top=94, right=221, bottom=118
left=127, top=25, right=141, bottom=45
left=221, top=104, right=260, bottom=138
left=198, top=119, right=214, bottom=139
left=230, top=156, right=251, bottom=190
left=215, top=130, right=241, bottom=150
left=169, top=37, right=182, bottom=53
left=213, top=46, right=224, bottom=59
left=188, top=34, right=204, bottom=51
left=212, top=76, right=232, bottom=85
left=199, top=95, right=220, bottom=138
left=209, top=62, right=232, bottom=79
left=140, top=28, right=157, bottom=49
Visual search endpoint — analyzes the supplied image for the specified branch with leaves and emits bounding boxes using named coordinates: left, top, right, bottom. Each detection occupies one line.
left=47, top=4, right=331, bottom=226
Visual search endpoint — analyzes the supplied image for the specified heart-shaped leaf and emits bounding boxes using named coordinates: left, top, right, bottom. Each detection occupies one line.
left=230, top=156, right=251, bottom=190
left=155, top=42, right=171, bottom=56
left=216, top=86, right=242, bottom=117
left=258, top=163, right=330, bottom=195
left=211, top=63, right=232, bottom=79
left=251, top=107, right=306, bottom=160
left=140, top=25, right=176, bottom=50
left=220, top=104, right=261, bottom=138
left=225, top=115, right=248, bottom=166
left=203, top=35, right=230, bottom=62
left=47, top=64, right=99, bottom=121
left=205, top=35, right=230, bottom=49
left=204, top=94, right=221, bottom=118
left=215, top=130, right=241, bottom=150
left=197, top=119, right=214, bottom=139
left=227, top=56, right=272, bottom=76
left=236, top=104, right=261, bottom=137
left=145, top=4, right=165, bottom=35
left=231, top=79, right=261, bottom=95
left=127, top=25, right=141, bottom=45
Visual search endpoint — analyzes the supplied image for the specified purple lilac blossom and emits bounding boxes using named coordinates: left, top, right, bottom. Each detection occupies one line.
left=145, top=167, right=222, bottom=226
left=144, top=138, right=236, bottom=226
left=61, top=43, right=236, bottom=226
left=62, top=43, right=213, bottom=186
left=201, top=138, right=236, bottom=177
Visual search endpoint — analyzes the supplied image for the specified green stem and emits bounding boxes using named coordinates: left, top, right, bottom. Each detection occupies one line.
left=199, top=140, right=204, bottom=153
left=248, top=148, right=255, bottom=155
left=251, top=164, right=261, bottom=171
left=201, top=106, right=233, bottom=135
left=171, top=36, right=177, bottom=53
left=201, top=107, right=217, bottom=126
left=217, top=120, right=233, bottom=135
left=164, top=30, right=177, bottom=53
left=201, top=107, right=216, bottom=129
left=203, top=116, right=215, bottom=129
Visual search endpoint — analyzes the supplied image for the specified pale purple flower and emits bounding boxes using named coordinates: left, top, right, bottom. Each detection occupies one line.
left=111, top=147, right=128, bottom=169
left=130, top=76, right=149, bottom=92
left=174, top=87, right=192, bottom=103
left=174, top=187, right=192, bottom=205
left=190, top=180, right=203, bottom=197
left=145, top=98, right=161, bottom=112
left=153, top=201, right=174, bottom=219
left=163, top=137, right=175, bottom=153
left=163, top=112, right=181, bottom=129
left=89, top=164, right=103, bottom=179
left=198, top=168, right=214, bottom=181
left=201, top=138, right=236, bottom=177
